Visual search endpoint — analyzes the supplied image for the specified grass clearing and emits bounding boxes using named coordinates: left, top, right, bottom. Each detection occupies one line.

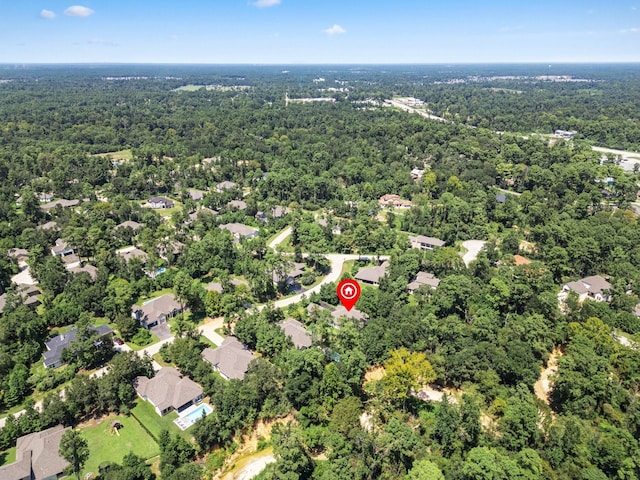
left=131, top=399, right=192, bottom=441
left=95, top=149, right=133, bottom=161
left=0, top=446, right=16, bottom=467
left=78, top=413, right=159, bottom=477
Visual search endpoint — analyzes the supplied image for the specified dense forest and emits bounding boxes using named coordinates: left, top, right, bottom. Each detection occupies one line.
left=1, top=64, right=640, bottom=479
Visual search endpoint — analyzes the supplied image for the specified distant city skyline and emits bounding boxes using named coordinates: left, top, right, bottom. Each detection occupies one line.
left=1, top=1, right=639, bottom=64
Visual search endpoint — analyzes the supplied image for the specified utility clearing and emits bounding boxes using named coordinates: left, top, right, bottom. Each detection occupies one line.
left=534, top=349, right=562, bottom=406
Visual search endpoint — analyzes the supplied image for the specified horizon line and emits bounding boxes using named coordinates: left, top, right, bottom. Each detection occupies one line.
left=2, top=61, right=640, bottom=66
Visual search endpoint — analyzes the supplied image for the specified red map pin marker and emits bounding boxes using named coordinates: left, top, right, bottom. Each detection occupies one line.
left=337, top=278, right=361, bottom=311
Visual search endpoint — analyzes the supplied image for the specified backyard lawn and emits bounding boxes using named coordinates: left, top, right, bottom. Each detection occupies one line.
left=0, top=446, right=16, bottom=467
left=79, top=413, right=159, bottom=477
left=131, top=399, right=192, bottom=441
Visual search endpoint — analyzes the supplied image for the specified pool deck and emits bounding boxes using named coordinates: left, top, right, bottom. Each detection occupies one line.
left=174, top=402, right=213, bottom=430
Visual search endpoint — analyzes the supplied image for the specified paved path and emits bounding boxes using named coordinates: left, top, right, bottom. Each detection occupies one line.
left=198, top=317, right=226, bottom=346
left=460, top=240, right=486, bottom=267
left=267, top=227, right=292, bottom=250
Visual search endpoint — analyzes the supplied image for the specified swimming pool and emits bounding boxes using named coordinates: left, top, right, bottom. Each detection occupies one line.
left=174, top=403, right=213, bottom=430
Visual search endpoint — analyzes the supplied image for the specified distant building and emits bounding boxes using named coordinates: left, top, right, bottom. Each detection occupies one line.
left=409, top=235, right=446, bottom=250
left=411, top=168, right=425, bottom=180
left=354, top=260, right=390, bottom=286
left=378, top=194, right=413, bottom=209
left=43, top=325, right=113, bottom=369
left=134, top=367, right=203, bottom=416
left=562, top=275, right=612, bottom=303
left=187, top=189, right=204, bottom=201
left=36, top=221, right=59, bottom=232
left=68, top=264, right=98, bottom=280
left=219, top=223, right=258, bottom=240
left=227, top=199, right=247, bottom=210
left=0, top=284, right=41, bottom=315
left=216, top=181, right=237, bottom=192
left=201, top=336, right=256, bottom=380
left=116, top=246, right=149, bottom=264
left=8, top=248, right=29, bottom=264
left=147, top=197, right=174, bottom=209
left=331, top=305, right=369, bottom=326
left=273, top=262, right=306, bottom=286
left=0, top=425, right=70, bottom=480
left=116, top=220, right=143, bottom=231
left=407, top=271, right=440, bottom=293
left=279, top=318, right=313, bottom=349
left=40, top=198, right=79, bottom=211
left=554, top=130, right=576, bottom=139
left=132, top=294, right=184, bottom=329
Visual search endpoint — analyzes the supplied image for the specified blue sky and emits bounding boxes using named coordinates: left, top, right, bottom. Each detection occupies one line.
left=1, top=1, right=639, bottom=63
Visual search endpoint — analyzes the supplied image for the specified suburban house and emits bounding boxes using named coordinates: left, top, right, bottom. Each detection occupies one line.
left=43, top=325, right=113, bottom=369
left=317, top=218, right=342, bottom=235
left=273, top=262, right=306, bottom=287
left=219, top=223, right=259, bottom=241
left=256, top=206, right=289, bottom=222
left=205, top=282, right=223, bottom=294
left=157, top=240, right=184, bottom=261
left=36, top=221, right=59, bottom=232
left=227, top=199, right=247, bottom=210
left=331, top=305, right=369, bottom=326
left=0, top=284, right=41, bottom=315
left=0, top=424, right=70, bottom=480
left=147, top=196, right=175, bottom=209
left=407, top=271, right=441, bottom=293
left=201, top=336, right=256, bottom=380
left=50, top=238, right=75, bottom=258
left=134, top=367, right=203, bottom=416
left=69, top=264, right=98, bottom=280
left=187, top=189, right=204, bottom=201
left=378, top=194, right=413, bottom=208
left=409, top=235, right=446, bottom=250
left=132, top=294, right=184, bottom=329
left=279, top=318, right=313, bottom=349
left=37, top=192, right=55, bottom=203
left=555, top=130, right=576, bottom=139
left=116, top=220, right=143, bottom=231
left=411, top=168, right=425, bottom=180
left=562, top=275, right=612, bottom=303
left=216, top=180, right=237, bottom=192
left=116, top=246, right=149, bottom=264
left=40, top=198, right=79, bottom=212
left=354, top=260, right=390, bottom=286
left=8, top=248, right=29, bottom=264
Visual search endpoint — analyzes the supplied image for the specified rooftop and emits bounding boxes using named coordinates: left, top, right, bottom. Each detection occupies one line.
left=280, top=318, right=312, bottom=348
left=135, top=367, right=203, bottom=413
left=201, top=336, right=256, bottom=380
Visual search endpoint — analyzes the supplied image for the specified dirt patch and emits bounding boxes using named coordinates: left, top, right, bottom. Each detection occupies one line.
left=364, top=365, right=385, bottom=383
left=534, top=348, right=562, bottom=406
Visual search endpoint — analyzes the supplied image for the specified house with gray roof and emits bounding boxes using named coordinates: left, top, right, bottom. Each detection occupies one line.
left=69, top=264, right=98, bottom=280
left=219, top=223, right=258, bottom=240
left=0, top=284, right=41, bottom=315
left=562, top=275, right=612, bottom=303
left=409, top=235, right=446, bottom=250
left=116, top=220, right=143, bottom=231
left=116, top=246, right=149, bottom=264
left=216, top=181, right=237, bottom=192
left=279, top=318, right=312, bottom=349
left=187, top=189, right=204, bottom=201
left=134, top=367, right=203, bottom=416
left=354, top=260, right=390, bottom=286
left=8, top=248, right=29, bottom=264
left=331, top=305, right=369, bottom=327
left=132, top=294, right=184, bottom=329
left=40, top=198, right=79, bottom=211
left=227, top=199, right=247, bottom=210
left=147, top=196, right=174, bottom=209
left=36, top=221, right=59, bottom=232
left=43, top=325, right=113, bottom=368
left=50, top=238, right=75, bottom=257
left=0, top=424, right=70, bottom=480
left=407, top=271, right=440, bottom=293
left=273, top=262, right=306, bottom=286
left=201, top=336, right=256, bottom=380
left=205, top=282, right=223, bottom=293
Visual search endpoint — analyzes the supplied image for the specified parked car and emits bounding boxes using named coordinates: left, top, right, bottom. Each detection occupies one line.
left=113, top=337, right=124, bottom=345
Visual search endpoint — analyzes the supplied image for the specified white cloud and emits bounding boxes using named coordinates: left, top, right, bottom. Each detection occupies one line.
left=64, top=5, right=94, bottom=17
left=324, top=24, right=346, bottom=35
left=253, top=0, right=281, bottom=7
left=40, top=9, right=56, bottom=19
left=620, top=27, right=639, bottom=33
left=88, top=38, right=117, bottom=46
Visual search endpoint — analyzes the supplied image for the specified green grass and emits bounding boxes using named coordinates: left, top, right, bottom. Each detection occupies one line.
left=95, top=149, right=133, bottom=161
left=173, top=85, right=205, bottom=92
left=79, top=413, right=159, bottom=477
left=199, top=335, right=217, bottom=348
left=0, top=447, right=16, bottom=467
left=131, top=399, right=192, bottom=441
left=152, top=353, right=173, bottom=367
left=135, top=288, right=174, bottom=306
left=340, top=260, right=356, bottom=277
left=126, top=331, right=160, bottom=351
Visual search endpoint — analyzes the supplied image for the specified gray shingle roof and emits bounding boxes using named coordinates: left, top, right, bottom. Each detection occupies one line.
left=279, top=318, right=312, bottom=349
left=135, top=367, right=203, bottom=413
left=43, top=325, right=113, bottom=368
left=201, top=337, right=255, bottom=380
